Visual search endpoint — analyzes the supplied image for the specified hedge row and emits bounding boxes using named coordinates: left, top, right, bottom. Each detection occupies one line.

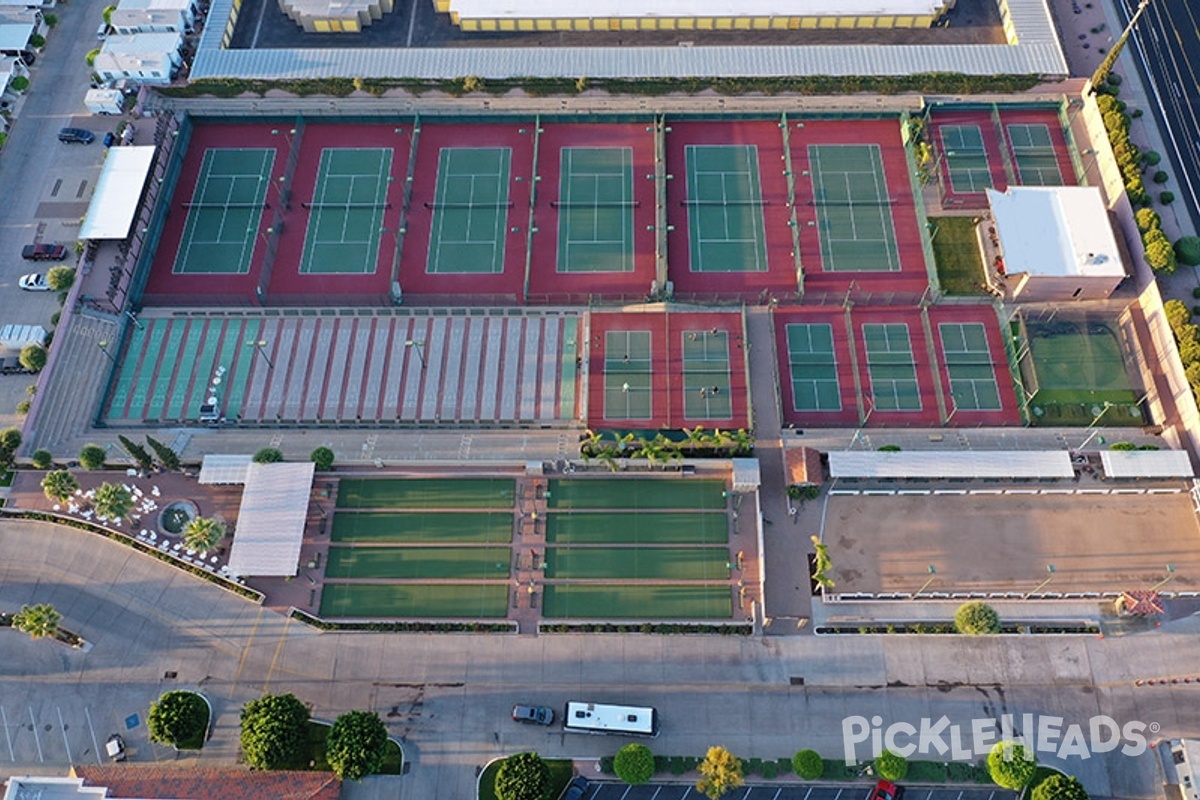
left=539, top=622, right=752, bottom=635
left=816, top=622, right=1099, bottom=635
left=1163, top=300, right=1200, bottom=403
left=290, top=608, right=513, bottom=633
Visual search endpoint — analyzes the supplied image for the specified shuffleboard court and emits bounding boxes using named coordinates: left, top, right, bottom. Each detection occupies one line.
left=863, top=322, right=922, bottom=411
left=603, top=329, right=653, bottom=420
left=786, top=322, right=842, bottom=412
left=174, top=148, right=275, bottom=275
left=545, top=547, right=730, bottom=580
left=1006, top=123, right=1064, bottom=186
left=546, top=512, right=728, bottom=545
left=547, top=478, right=727, bottom=510
left=939, top=322, right=1002, bottom=411
left=809, top=144, right=900, bottom=272
left=300, top=147, right=393, bottom=274
left=426, top=147, right=512, bottom=274
left=336, top=478, right=516, bottom=509
left=325, top=546, right=512, bottom=579
left=939, top=125, right=993, bottom=194
left=682, top=329, right=732, bottom=419
left=542, top=585, right=733, bottom=619
left=332, top=512, right=515, bottom=543
left=557, top=147, right=635, bottom=273
left=319, top=583, right=510, bottom=618
left=684, top=144, right=769, bottom=273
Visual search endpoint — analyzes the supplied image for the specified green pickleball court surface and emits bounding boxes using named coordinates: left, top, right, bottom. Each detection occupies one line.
left=542, top=584, right=732, bottom=619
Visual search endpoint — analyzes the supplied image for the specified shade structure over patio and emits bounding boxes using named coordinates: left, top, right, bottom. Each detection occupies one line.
left=227, top=461, right=315, bottom=577
left=828, top=450, right=1074, bottom=479
left=199, top=453, right=254, bottom=485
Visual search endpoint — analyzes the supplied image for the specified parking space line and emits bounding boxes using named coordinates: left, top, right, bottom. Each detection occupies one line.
left=1, top=707, right=13, bottom=761
left=56, top=707, right=72, bottom=763
left=803, top=787, right=813, bottom=800
left=771, top=789, right=782, bottom=800
left=28, top=706, right=43, bottom=762
left=84, top=706, right=102, bottom=764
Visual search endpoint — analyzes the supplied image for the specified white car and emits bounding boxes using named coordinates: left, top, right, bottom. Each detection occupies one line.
left=18, top=273, right=50, bottom=291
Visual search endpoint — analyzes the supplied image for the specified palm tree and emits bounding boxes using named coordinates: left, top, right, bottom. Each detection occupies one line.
left=183, top=517, right=225, bottom=552
left=12, top=603, right=61, bottom=639
left=93, top=482, right=133, bottom=520
left=682, top=425, right=708, bottom=455
left=579, top=429, right=604, bottom=463
left=41, top=470, right=79, bottom=503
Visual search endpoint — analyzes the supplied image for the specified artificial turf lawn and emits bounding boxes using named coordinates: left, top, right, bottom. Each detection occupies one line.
left=547, top=478, right=726, bottom=510
left=331, top=511, right=513, bottom=544
left=929, top=216, right=987, bottom=295
left=336, top=478, right=516, bottom=509
left=545, top=546, right=730, bottom=580
left=546, top=511, right=728, bottom=544
left=319, top=583, right=510, bottom=618
left=542, top=584, right=733, bottom=619
left=325, top=546, right=512, bottom=579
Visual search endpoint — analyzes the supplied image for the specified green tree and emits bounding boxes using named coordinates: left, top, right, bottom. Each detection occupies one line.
left=987, top=741, right=1037, bottom=790
left=19, top=344, right=46, bottom=373
left=93, top=482, right=133, bottom=520
left=43, top=12, right=57, bottom=25
left=31, top=449, right=53, bottom=470
left=1134, top=207, right=1160, bottom=233
left=148, top=691, right=209, bottom=748
left=325, top=710, right=389, bottom=781
left=1144, top=228, right=1177, bottom=272
left=792, top=749, right=823, bottom=779
left=311, top=446, right=335, bottom=471
left=118, top=434, right=154, bottom=472
left=494, top=751, right=549, bottom=800
left=810, top=535, right=834, bottom=590
left=1032, top=774, right=1090, bottom=800
left=9, top=75, right=28, bottom=92
left=0, top=426, right=22, bottom=468
left=613, top=743, right=655, bottom=785
left=697, top=745, right=744, bottom=799
left=45, top=266, right=76, bottom=292
left=955, top=601, right=1001, bottom=635
left=102, top=4, right=116, bottom=23
left=79, top=443, right=106, bottom=470
left=41, top=469, right=78, bottom=502
left=85, top=48, right=99, bottom=67
left=239, top=693, right=310, bottom=770
left=183, top=516, right=225, bottom=552
left=253, top=447, right=284, bottom=464
left=145, top=435, right=181, bottom=470
left=874, top=749, right=908, bottom=781
left=1176, top=236, right=1200, bottom=267
left=28, top=33, right=45, bottom=48
left=12, top=603, right=61, bottom=639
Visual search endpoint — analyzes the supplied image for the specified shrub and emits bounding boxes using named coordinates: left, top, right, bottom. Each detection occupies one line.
left=955, top=601, right=1001, bottom=635
left=253, top=447, right=284, bottom=464
left=31, top=449, right=53, bottom=469
left=1161, top=191, right=1175, bottom=204
left=79, top=443, right=106, bottom=470
left=239, top=693, right=310, bottom=771
left=986, top=741, right=1037, bottom=789
left=614, top=743, right=655, bottom=785
left=1032, top=774, right=1090, bottom=800
left=874, top=750, right=908, bottom=781
left=148, top=691, right=209, bottom=748
left=1176, top=236, right=1200, bottom=267
left=311, top=446, right=334, bottom=471
left=1135, top=207, right=1161, bottom=233
left=697, top=746, right=744, bottom=799
left=1144, top=228, right=1177, bottom=272
left=43, top=12, right=56, bottom=25
left=85, top=49, right=100, bottom=67
left=1142, top=150, right=1161, bottom=166
left=9, top=76, right=28, bottom=92
left=28, top=33, right=45, bottom=48
left=494, top=752, right=549, bottom=800
left=1107, top=73, right=1122, bottom=85
left=1153, top=170, right=1169, bottom=184
left=19, top=344, right=46, bottom=372
left=792, top=749, right=824, bottom=779
left=15, top=399, right=30, bottom=415
left=326, top=710, right=389, bottom=780
left=46, top=266, right=75, bottom=292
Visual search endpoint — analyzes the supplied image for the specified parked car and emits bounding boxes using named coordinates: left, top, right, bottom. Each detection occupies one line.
left=21, top=243, right=67, bottom=261
left=18, top=273, right=50, bottom=291
left=103, top=131, right=116, bottom=148
left=511, top=704, right=555, bottom=726
left=561, top=776, right=589, bottom=800
left=58, top=127, right=95, bottom=144
left=867, top=780, right=900, bottom=800
left=105, top=734, right=126, bottom=761
left=0, top=356, right=33, bottom=375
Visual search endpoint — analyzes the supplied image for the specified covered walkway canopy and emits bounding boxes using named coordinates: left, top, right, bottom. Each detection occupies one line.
left=828, top=450, right=1074, bottom=479
left=79, top=146, right=156, bottom=241
left=1100, top=450, right=1194, bottom=479
left=227, top=461, right=315, bottom=578
left=199, top=453, right=253, bottom=485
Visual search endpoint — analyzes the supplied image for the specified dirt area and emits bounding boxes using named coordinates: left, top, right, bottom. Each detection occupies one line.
left=827, top=491, right=1200, bottom=594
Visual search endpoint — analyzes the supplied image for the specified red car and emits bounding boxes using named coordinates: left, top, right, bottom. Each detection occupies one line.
left=21, top=243, right=67, bottom=261
left=868, top=780, right=899, bottom=800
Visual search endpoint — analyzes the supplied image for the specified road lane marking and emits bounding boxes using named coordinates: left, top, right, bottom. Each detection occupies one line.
left=28, top=706, right=42, bottom=762
left=84, top=706, right=102, bottom=764
left=230, top=608, right=266, bottom=699
left=262, top=616, right=293, bottom=694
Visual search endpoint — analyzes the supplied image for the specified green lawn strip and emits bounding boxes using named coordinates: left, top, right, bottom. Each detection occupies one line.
left=546, top=512, right=727, bottom=544
left=293, top=721, right=403, bottom=774
left=325, top=546, right=512, bottom=580
left=929, top=216, right=987, bottom=295
left=332, top=511, right=514, bottom=544
left=1028, top=334, right=1130, bottom=392
left=543, top=584, right=732, bottom=619
left=546, top=546, right=729, bottom=580
left=319, top=583, right=509, bottom=618
left=905, top=760, right=948, bottom=782
left=479, top=758, right=574, bottom=800
left=547, top=479, right=726, bottom=510
left=336, top=478, right=516, bottom=510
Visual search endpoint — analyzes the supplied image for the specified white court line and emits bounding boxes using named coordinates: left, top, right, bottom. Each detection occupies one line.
left=56, top=707, right=72, bottom=763
left=84, top=706, right=102, bottom=764
left=28, top=706, right=42, bottom=762
left=1, top=706, right=14, bottom=761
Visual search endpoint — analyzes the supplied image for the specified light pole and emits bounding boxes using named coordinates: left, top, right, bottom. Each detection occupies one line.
left=1076, top=401, right=1115, bottom=451
left=125, top=310, right=144, bottom=330
left=405, top=339, right=426, bottom=370
left=245, top=339, right=274, bottom=370
left=97, top=340, right=117, bottom=364
left=914, top=565, right=938, bottom=597
left=1024, top=564, right=1057, bottom=600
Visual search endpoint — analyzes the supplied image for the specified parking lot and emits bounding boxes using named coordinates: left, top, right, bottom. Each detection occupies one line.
left=581, top=784, right=1011, bottom=800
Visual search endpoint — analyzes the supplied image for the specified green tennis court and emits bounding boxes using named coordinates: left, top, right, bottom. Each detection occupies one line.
left=603, top=329, right=653, bottom=420
left=300, top=147, right=393, bottom=274
left=545, top=547, right=730, bottom=580
left=547, top=478, right=726, bottom=510
left=325, top=546, right=511, bottom=579
left=331, top=512, right=514, bottom=543
left=809, top=144, right=900, bottom=272
left=542, top=584, right=732, bottom=619
left=557, top=147, right=635, bottom=273
left=319, top=583, right=509, bottom=618
left=1007, top=124, right=1063, bottom=186
left=786, top=322, right=843, bottom=411
left=939, top=125, right=993, bottom=193
left=684, top=145, right=768, bottom=273
left=336, top=478, right=516, bottom=509
left=1021, top=317, right=1134, bottom=399
left=940, top=322, right=1002, bottom=411
left=863, top=322, right=922, bottom=411
left=426, top=147, right=512, bottom=274
left=174, top=148, right=275, bottom=274
left=682, top=330, right=732, bottom=419
left=546, top=512, right=728, bottom=544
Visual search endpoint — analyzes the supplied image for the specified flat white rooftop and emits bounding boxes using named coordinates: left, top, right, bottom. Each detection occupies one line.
left=443, top=0, right=944, bottom=18
left=988, top=186, right=1125, bottom=279
left=829, top=450, right=1075, bottom=479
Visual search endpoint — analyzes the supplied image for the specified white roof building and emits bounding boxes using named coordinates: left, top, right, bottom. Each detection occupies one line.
left=79, top=146, right=157, bottom=240
left=93, top=31, right=183, bottom=85
left=442, top=0, right=945, bottom=20
left=828, top=450, right=1076, bottom=479
left=0, top=10, right=37, bottom=56
left=987, top=186, right=1126, bottom=302
left=110, top=0, right=195, bottom=34
left=227, top=462, right=316, bottom=578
